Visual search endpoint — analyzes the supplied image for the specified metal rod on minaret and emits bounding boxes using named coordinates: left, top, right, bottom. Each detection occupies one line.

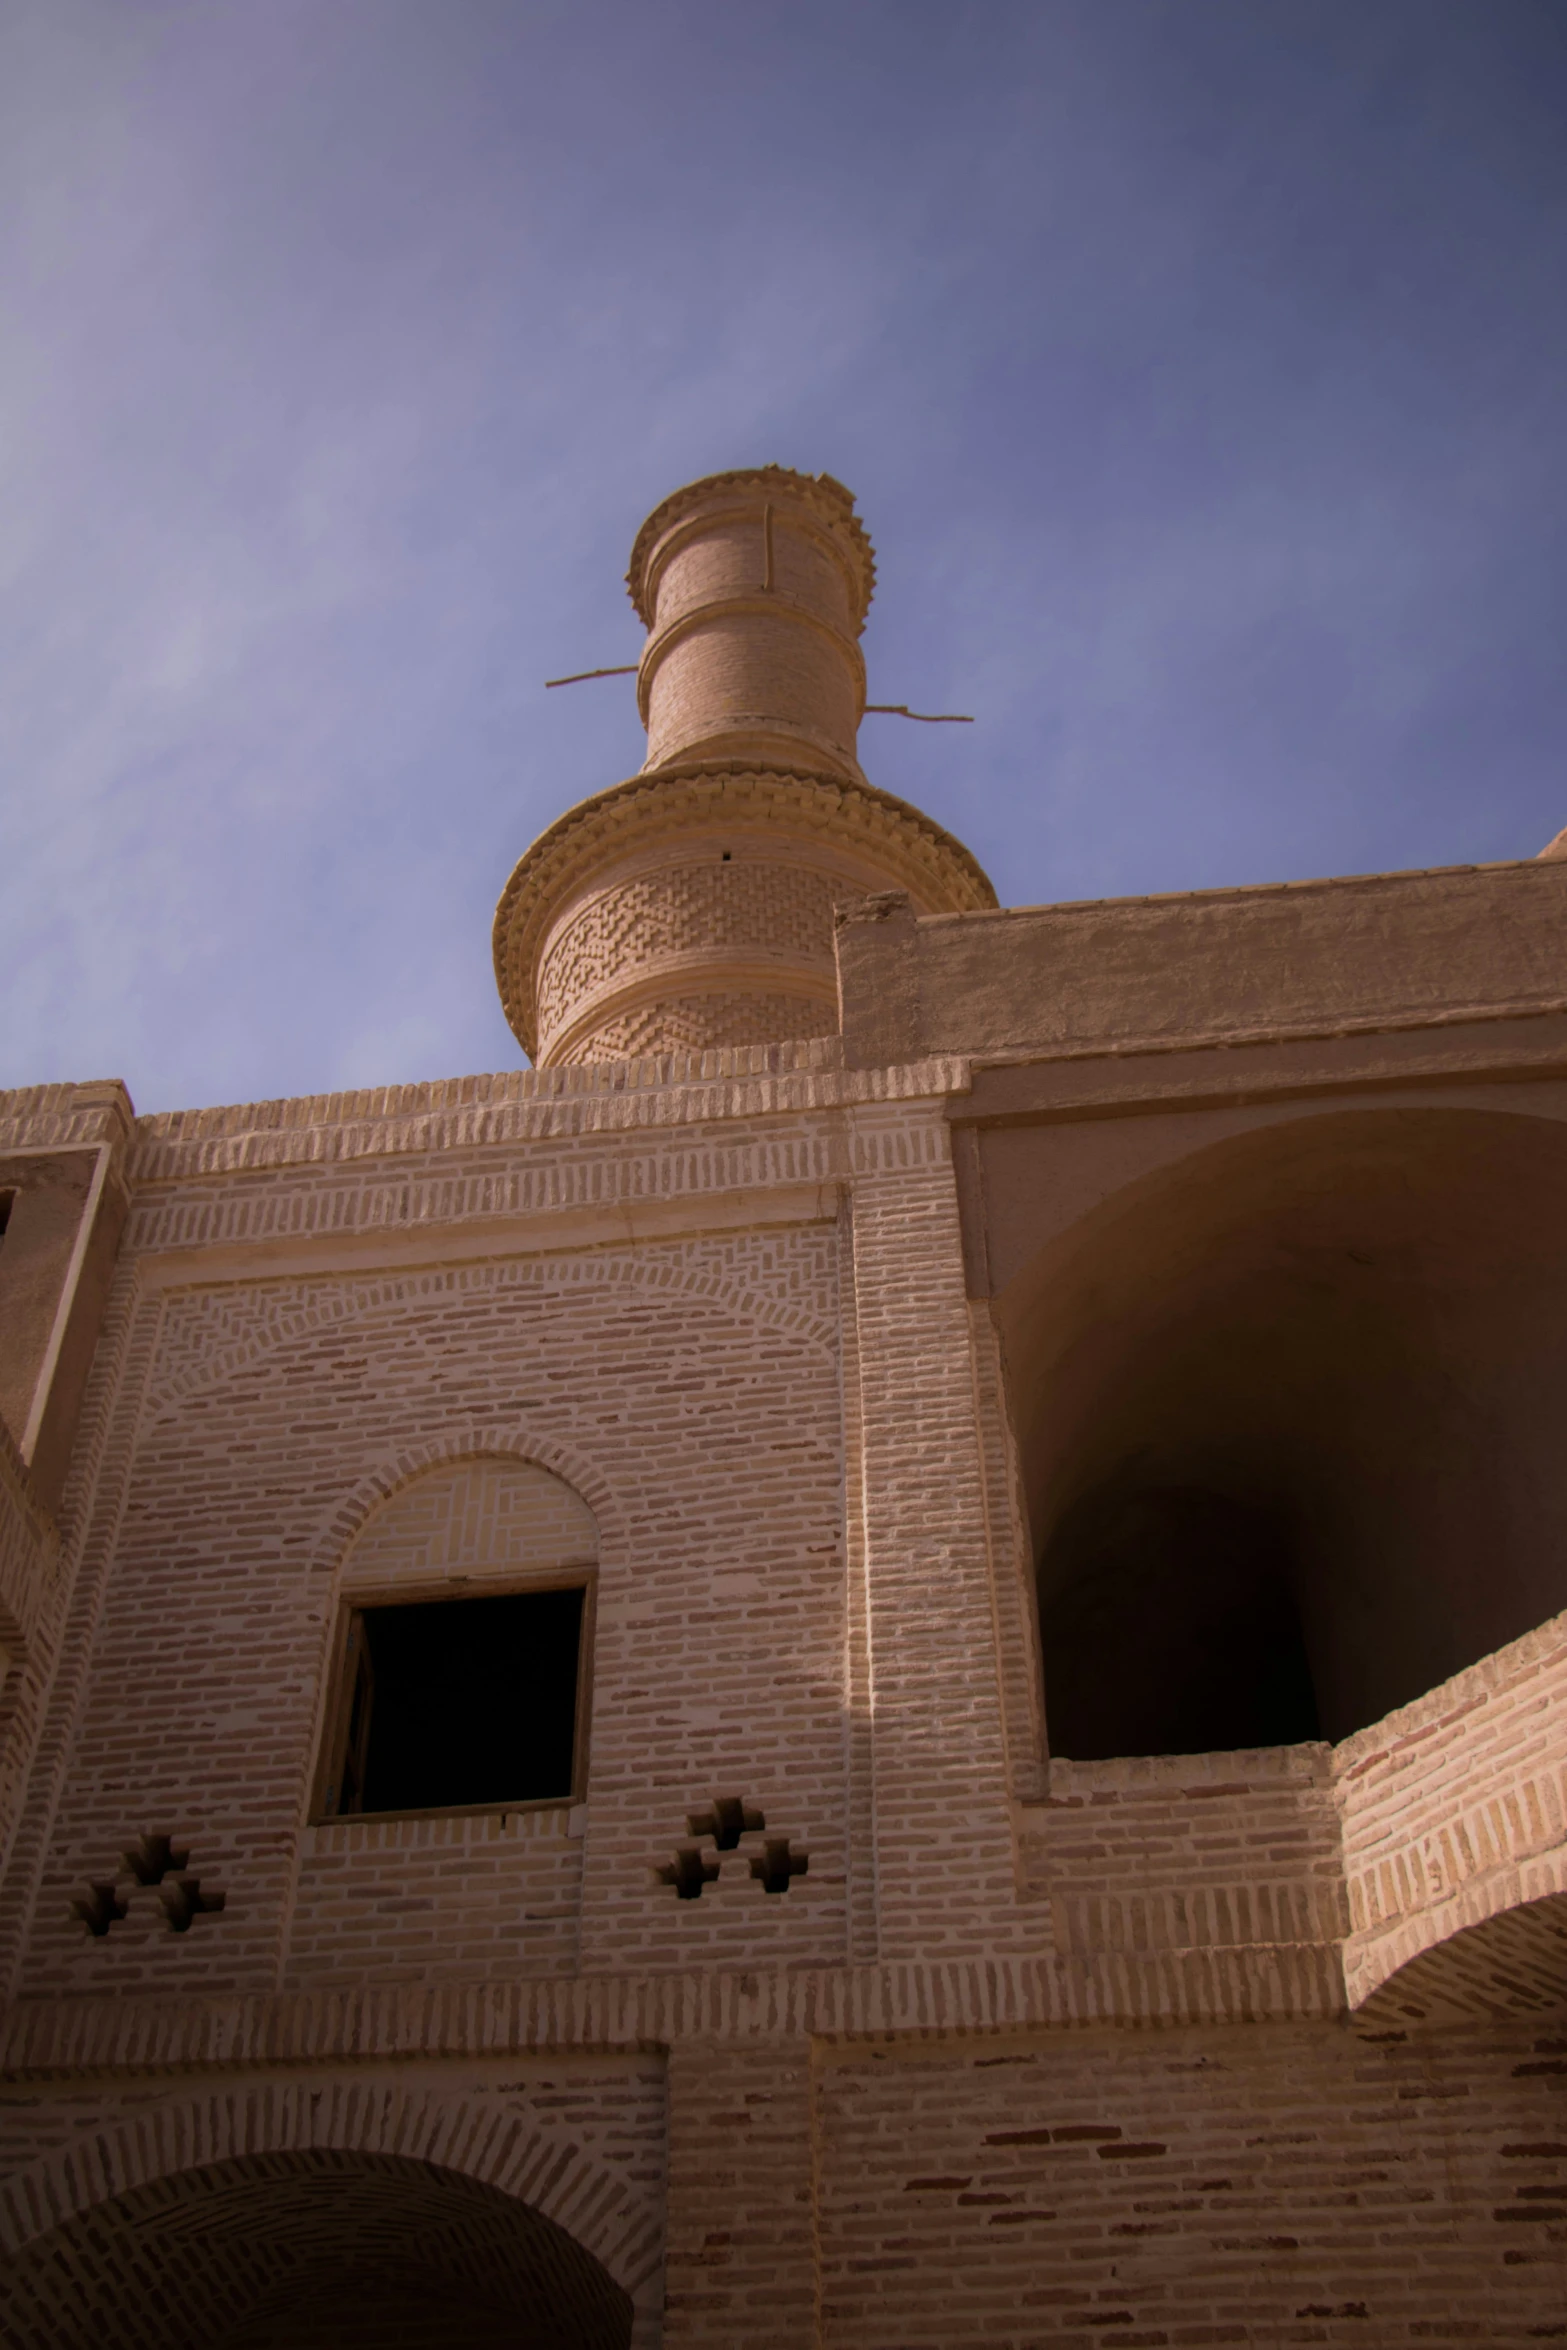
left=544, top=673, right=973, bottom=723
left=544, top=665, right=640, bottom=688
left=864, top=704, right=974, bottom=723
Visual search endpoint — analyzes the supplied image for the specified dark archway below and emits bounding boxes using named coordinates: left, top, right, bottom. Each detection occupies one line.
left=1, top=2149, right=634, bottom=2350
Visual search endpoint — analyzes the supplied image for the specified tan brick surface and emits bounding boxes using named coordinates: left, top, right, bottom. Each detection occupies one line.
left=815, top=2019, right=1567, bottom=2346
left=18, top=1217, right=850, bottom=1998
left=2, top=1013, right=1566, bottom=2343
left=1337, top=1608, right=1567, bottom=2015
left=0, top=1425, right=58, bottom=1891
left=0, top=2058, right=666, bottom=2348
left=1026, top=1746, right=1347, bottom=1957
left=663, top=2037, right=814, bottom=2347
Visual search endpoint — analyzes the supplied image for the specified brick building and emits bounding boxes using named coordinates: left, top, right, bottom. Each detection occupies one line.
left=3, top=467, right=1567, bottom=2346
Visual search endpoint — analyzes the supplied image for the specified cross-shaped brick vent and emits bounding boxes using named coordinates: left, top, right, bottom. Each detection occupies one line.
left=749, top=1836, right=809, bottom=1895
left=123, top=1832, right=187, bottom=1884
left=70, top=1884, right=127, bottom=1939
left=656, top=1845, right=722, bottom=1901
left=71, top=1835, right=227, bottom=1938
left=686, top=1795, right=764, bottom=1850
left=655, top=1795, right=808, bottom=1899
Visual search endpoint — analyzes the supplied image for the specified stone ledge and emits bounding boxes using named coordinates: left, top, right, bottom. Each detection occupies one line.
left=0, top=1945, right=1349, bottom=2079
left=121, top=1052, right=974, bottom=1184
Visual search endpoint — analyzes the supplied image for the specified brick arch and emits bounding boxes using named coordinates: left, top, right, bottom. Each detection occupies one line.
left=146, top=1244, right=836, bottom=1419
left=0, top=2077, right=663, bottom=2337
left=306, top=1426, right=625, bottom=1582
left=1348, top=1861, right=1567, bottom=2028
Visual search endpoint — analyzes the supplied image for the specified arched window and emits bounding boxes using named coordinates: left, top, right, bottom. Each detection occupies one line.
left=314, top=1457, right=598, bottom=1821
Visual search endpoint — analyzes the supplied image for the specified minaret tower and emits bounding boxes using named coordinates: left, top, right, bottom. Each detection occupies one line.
left=493, top=466, right=995, bottom=1065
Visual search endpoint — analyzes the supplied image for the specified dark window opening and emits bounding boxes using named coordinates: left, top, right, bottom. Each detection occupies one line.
left=0, top=1189, right=14, bottom=1242
left=1039, top=1484, right=1321, bottom=1760
left=323, top=1585, right=585, bottom=1818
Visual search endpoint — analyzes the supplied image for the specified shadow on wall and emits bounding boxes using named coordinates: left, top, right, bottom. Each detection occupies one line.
left=997, top=1108, right=1567, bottom=1759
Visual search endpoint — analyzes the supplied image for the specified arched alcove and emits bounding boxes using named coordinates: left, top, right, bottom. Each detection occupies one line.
left=998, top=1107, right=1567, bottom=1756
left=341, top=1453, right=600, bottom=1594
left=2, top=2148, right=635, bottom=2350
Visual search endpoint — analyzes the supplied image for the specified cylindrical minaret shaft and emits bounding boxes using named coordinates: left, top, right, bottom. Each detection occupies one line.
left=629, top=469, right=872, bottom=782
left=494, top=467, right=994, bottom=1066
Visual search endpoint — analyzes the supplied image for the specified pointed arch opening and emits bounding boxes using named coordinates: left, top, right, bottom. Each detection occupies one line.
left=998, top=1107, right=1567, bottom=1756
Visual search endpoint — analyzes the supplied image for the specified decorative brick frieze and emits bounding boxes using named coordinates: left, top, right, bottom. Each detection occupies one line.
left=141, top=1235, right=842, bottom=1416
left=578, top=994, right=839, bottom=1062
left=0, top=1080, right=134, bottom=1158
left=340, top=1453, right=600, bottom=1589
left=543, top=865, right=841, bottom=1005
left=657, top=1845, right=722, bottom=1901
left=70, top=1832, right=227, bottom=1939
left=655, top=1798, right=808, bottom=1902
left=0, top=1946, right=1351, bottom=2083
left=121, top=1051, right=970, bottom=1192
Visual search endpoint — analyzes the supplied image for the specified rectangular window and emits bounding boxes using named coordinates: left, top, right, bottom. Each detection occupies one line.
left=318, top=1584, right=587, bottom=1820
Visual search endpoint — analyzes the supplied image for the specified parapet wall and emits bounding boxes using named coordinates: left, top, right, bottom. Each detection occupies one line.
left=836, top=856, right=1567, bottom=1067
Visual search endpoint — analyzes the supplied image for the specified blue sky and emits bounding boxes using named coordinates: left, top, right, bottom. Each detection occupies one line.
left=3, top=0, right=1564, bottom=1111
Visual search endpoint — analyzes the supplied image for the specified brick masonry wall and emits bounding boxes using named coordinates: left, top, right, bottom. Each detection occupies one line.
left=5, top=1056, right=1567, bottom=2346
left=1337, top=1608, right=1567, bottom=2016
left=0, top=1424, right=59, bottom=1891
left=0, top=1084, right=132, bottom=1915
left=286, top=1803, right=586, bottom=1986
left=0, top=2056, right=667, bottom=2349
left=7, top=2006, right=1567, bottom=2347
left=844, top=1099, right=1045, bottom=1962
left=285, top=1449, right=601, bottom=1981
left=1025, top=1746, right=1347, bottom=1958
left=0, top=1054, right=966, bottom=2008
left=814, top=2016, right=1567, bottom=2347
left=19, top=1220, right=851, bottom=1996
left=663, top=2035, right=815, bottom=2349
